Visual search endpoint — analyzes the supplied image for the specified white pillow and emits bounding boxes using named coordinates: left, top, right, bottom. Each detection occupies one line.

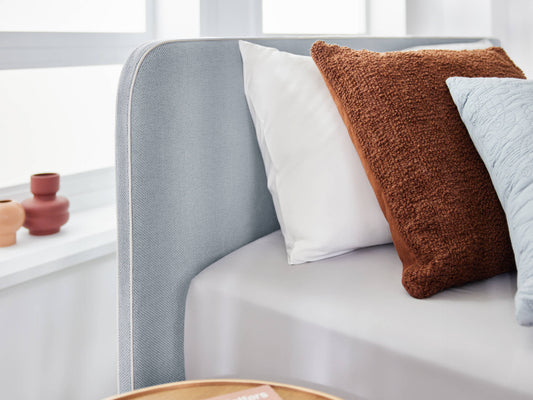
left=402, top=39, right=494, bottom=51
left=239, top=40, right=391, bottom=264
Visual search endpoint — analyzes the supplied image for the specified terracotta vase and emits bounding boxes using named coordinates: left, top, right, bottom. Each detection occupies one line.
left=0, top=200, right=25, bottom=247
left=22, top=173, right=69, bottom=236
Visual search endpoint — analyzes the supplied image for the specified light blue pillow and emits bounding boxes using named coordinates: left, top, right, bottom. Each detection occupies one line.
left=446, top=77, right=533, bottom=326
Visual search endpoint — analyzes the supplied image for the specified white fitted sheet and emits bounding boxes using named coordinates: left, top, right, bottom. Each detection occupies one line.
left=185, top=231, right=533, bottom=400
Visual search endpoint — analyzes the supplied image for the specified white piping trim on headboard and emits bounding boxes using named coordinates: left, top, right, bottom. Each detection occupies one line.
left=125, top=39, right=176, bottom=391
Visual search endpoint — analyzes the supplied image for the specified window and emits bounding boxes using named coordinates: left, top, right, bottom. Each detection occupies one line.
left=262, top=0, right=366, bottom=35
left=1, top=1, right=154, bottom=187
left=0, top=65, right=121, bottom=187
left=0, top=0, right=146, bottom=32
left=199, top=0, right=370, bottom=38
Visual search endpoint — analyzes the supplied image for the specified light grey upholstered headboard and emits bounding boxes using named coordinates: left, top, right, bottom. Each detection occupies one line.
left=115, top=36, right=498, bottom=393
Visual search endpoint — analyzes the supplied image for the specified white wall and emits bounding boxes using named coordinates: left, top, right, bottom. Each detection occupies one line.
left=368, top=0, right=406, bottom=35
left=406, top=0, right=532, bottom=77
left=406, top=0, right=492, bottom=36
left=200, top=0, right=262, bottom=37
left=491, top=0, right=533, bottom=77
left=0, top=254, right=117, bottom=400
left=154, top=0, right=200, bottom=39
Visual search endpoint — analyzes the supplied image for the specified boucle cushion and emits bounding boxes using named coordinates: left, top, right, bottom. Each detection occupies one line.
left=447, top=77, right=533, bottom=326
left=310, top=42, right=525, bottom=298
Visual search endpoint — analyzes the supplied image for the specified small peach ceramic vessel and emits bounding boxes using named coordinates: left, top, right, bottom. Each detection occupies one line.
left=22, top=173, right=69, bottom=236
left=0, top=200, right=25, bottom=247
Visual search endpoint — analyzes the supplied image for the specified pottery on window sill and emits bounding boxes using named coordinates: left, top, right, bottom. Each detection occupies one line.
left=0, top=200, right=25, bottom=247
left=22, top=173, right=69, bottom=236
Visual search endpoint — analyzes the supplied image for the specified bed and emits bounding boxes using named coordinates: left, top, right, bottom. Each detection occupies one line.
left=115, top=36, right=533, bottom=400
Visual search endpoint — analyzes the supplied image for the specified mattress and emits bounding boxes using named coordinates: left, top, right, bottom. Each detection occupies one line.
left=185, top=231, right=533, bottom=400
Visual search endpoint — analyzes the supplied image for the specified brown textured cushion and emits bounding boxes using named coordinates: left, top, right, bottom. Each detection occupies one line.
left=311, top=42, right=525, bottom=298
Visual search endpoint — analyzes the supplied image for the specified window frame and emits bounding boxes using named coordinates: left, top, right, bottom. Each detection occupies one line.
left=0, top=0, right=155, bottom=70
left=0, top=1, right=155, bottom=192
left=200, top=0, right=369, bottom=37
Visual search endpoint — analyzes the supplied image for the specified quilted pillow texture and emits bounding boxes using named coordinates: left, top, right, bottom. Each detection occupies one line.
left=447, top=77, right=533, bottom=326
left=311, top=42, right=525, bottom=298
left=239, top=41, right=391, bottom=264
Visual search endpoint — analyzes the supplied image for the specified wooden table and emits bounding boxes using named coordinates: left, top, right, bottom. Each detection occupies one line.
left=106, top=379, right=343, bottom=400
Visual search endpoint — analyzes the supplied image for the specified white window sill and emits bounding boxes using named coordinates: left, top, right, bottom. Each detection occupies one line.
left=0, top=204, right=116, bottom=290
left=0, top=168, right=117, bottom=290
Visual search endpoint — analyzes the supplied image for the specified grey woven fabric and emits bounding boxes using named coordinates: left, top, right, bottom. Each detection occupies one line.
left=116, top=36, right=497, bottom=393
